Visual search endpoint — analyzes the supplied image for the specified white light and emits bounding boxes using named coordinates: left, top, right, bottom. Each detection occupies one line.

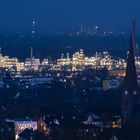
left=133, top=91, right=137, bottom=95
left=124, top=90, right=128, bottom=96
left=33, top=21, right=35, bottom=24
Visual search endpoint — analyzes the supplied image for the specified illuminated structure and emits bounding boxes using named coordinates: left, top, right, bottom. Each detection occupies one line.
left=1, top=47, right=140, bottom=73
left=32, top=20, right=36, bottom=34
left=99, top=52, right=112, bottom=69
left=6, top=118, right=37, bottom=140
left=25, top=58, right=40, bottom=71
left=24, top=47, right=40, bottom=71
left=72, top=49, right=85, bottom=66
left=0, top=48, right=24, bottom=71
left=42, top=59, right=49, bottom=65
left=37, top=117, right=50, bottom=136
left=108, top=69, right=126, bottom=77
left=0, top=48, right=25, bottom=71
left=0, top=48, right=3, bottom=67
left=56, top=50, right=126, bottom=71
left=57, top=53, right=71, bottom=66
left=93, top=26, right=100, bottom=34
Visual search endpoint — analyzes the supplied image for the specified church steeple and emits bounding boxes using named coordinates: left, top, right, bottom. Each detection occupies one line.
left=121, top=32, right=138, bottom=127
left=125, top=34, right=137, bottom=91
left=132, top=19, right=136, bottom=53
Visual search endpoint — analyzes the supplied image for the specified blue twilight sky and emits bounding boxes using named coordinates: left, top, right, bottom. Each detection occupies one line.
left=0, top=0, right=140, bottom=33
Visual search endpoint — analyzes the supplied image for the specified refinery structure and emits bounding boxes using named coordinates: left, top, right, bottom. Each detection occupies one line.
left=0, top=48, right=128, bottom=72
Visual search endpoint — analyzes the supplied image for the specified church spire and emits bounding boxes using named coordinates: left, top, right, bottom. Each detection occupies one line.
left=132, top=19, right=136, bottom=52
left=121, top=32, right=138, bottom=127
left=125, top=33, right=137, bottom=91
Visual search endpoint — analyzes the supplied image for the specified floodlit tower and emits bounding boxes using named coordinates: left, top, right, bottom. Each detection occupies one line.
left=67, top=53, right=69, bottom=59
left=61, top=53, right=64, bottom=59
left=32, top=20, right=36, bottom=34
left=30, top=47, right=33, bottom=59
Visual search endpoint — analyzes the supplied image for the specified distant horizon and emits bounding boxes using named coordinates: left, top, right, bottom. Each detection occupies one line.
left=0, top=1, right=140, bottom=33
left=0, top=20, right=139, bottom=34
left=0, top=25, right=139, bottom=35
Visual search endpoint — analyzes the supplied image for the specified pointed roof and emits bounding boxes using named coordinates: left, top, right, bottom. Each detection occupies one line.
left=132, top=19, right=136, bottom=51
left=125, top=34, right=137, bottom=91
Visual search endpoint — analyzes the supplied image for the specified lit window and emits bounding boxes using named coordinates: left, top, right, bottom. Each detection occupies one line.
left=124, top=90, right=128, bottom=95
left=133, top=90, right=137, bottom=95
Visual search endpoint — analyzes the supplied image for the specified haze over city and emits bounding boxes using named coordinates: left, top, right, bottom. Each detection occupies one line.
left=0, top=0, right=140, bottom=33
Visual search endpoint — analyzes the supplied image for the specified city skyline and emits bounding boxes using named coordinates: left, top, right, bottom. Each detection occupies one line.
left=1, top=1, right=140, bottom=139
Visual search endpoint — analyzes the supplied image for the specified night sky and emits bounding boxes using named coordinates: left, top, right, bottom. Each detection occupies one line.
left=0, top=0, right=140, bottom=33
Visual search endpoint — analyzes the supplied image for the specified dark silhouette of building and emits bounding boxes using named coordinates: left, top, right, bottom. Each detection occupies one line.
left=121, top=32, right=138, bottom=127
left=120, top=27, right=140, bottom=140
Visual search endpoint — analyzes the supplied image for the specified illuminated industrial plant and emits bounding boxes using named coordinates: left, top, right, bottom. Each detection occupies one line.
left=0, top=47, right=132, bottom=72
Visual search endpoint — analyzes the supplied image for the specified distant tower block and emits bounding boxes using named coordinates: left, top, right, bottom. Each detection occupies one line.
left=30, top=47, right=33, bottom=58
left=93, top=26, right=100, bottom=34
left=80, top=49, right=83, bottom=54
left=61, top=53, right=64, bottom=59
left=32, top=20, right=36, bottom=34
left=67, top=53, right=69, bottom=59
